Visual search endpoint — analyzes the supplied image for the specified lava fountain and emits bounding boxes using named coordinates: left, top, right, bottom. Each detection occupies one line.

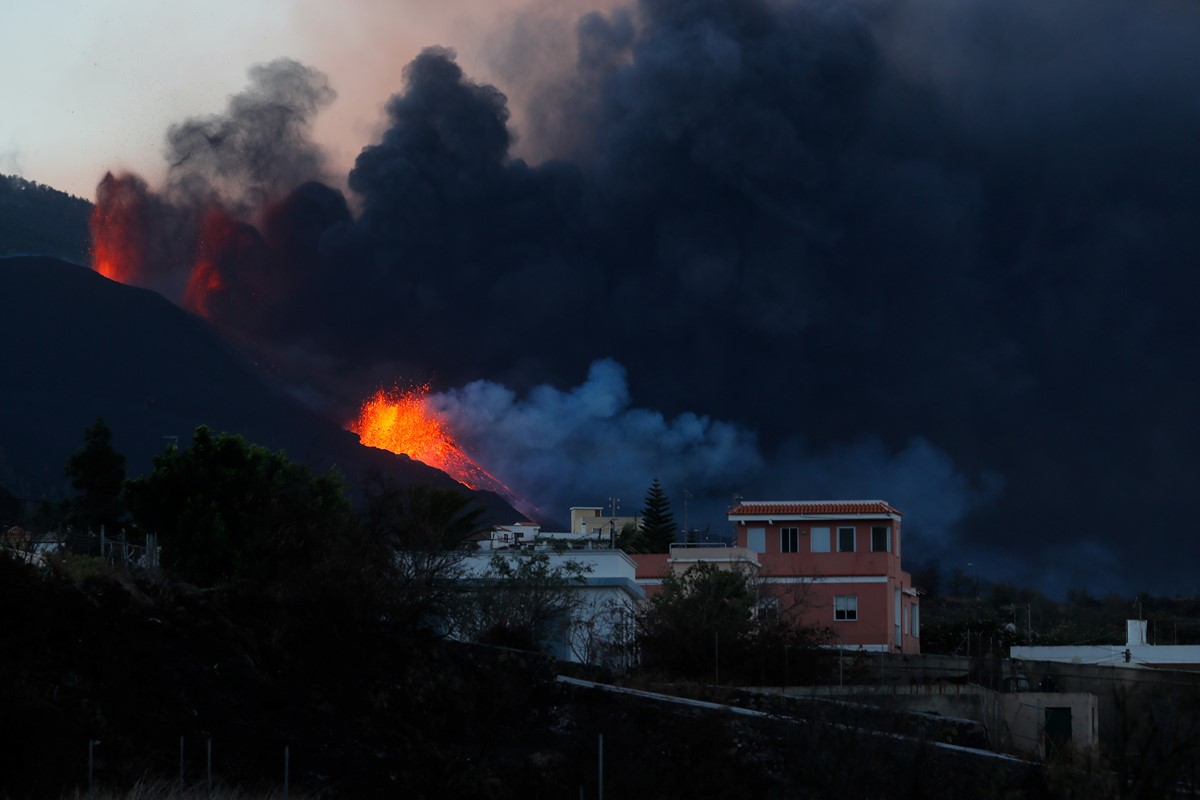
left=90, top=172, right=151, bottom=283
left=350, top=386, right=530, bottom=515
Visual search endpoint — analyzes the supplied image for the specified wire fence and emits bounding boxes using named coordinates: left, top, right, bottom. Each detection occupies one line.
left=79, top=737, right=298, bottom=800
left=1, top=525, right=159, bottom=575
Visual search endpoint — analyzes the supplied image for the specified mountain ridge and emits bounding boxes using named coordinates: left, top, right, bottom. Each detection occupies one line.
left=0, top=254, right=520, bottom=523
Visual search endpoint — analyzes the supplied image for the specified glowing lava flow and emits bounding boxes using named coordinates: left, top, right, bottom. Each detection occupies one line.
left=350, top=387, right=517, bottom=501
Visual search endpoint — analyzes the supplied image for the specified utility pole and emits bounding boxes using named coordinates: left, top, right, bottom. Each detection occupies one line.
left=683, top=489, right=692, bottom=541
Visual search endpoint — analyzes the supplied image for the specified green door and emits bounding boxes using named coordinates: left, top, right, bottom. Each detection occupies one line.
left=1044, top=706, right=1072, bottom=761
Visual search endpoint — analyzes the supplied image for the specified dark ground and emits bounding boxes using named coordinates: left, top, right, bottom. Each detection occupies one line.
left=0, top=551, right=1070, bottom=800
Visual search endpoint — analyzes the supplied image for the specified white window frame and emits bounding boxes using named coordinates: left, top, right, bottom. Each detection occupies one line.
left=837, top=526, right=856, bottom=553
left=834, top=595, right=858, bottom=621
left=780, top=527, right=800, bottom=553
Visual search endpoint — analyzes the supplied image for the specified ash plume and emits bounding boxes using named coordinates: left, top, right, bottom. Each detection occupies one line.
left=165, top=58, right=336, bottom=213
left=88, top=0, right=1200, bottom=593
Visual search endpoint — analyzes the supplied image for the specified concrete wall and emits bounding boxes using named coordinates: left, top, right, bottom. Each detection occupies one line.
left=1012, top=658, right=1200, bottom=749
left=1001, top=693, right=1098, bottom=759
left=825, top=652, right=1200, bottom=754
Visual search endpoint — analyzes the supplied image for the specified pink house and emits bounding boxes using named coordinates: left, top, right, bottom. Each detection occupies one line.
left=725, top=500, right=920, bottom=652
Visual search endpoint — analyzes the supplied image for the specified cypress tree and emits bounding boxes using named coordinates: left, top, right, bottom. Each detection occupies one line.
left=64, top=417, right=126, bottom=533
left=639, top=477, right=677, bottom=554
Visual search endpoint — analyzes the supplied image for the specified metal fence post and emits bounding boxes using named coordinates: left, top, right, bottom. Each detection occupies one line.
left=283, top=745, right=289, bottom=800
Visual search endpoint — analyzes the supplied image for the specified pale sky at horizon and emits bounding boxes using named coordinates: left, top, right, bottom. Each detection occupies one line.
left=1, top=0, right=594, bottom=199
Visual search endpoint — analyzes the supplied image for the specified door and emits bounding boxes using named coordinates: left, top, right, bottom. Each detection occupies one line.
left=1044, top=707, right=1072, bottom=761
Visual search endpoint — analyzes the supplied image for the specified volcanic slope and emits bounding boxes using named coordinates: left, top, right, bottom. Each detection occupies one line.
left=0, top=255, right=519, bottom=520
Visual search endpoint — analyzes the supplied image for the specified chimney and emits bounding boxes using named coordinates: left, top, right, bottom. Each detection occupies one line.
left=1126, top=619, right=1148, bottom=647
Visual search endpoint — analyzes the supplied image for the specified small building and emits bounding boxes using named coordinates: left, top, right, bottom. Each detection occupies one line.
left=481, top=522, right=543, bottom=550
left=458, top=549, right=644, bottom=666
left=1012, top=619, right=1200, bottom=670
left=569, top=506, right=641, bottom=545
left=725, top=500, right=920, bottom=653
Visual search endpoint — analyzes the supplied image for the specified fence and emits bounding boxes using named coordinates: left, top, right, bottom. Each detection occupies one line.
left=83, top=736, right=294, bottom=800
left=1, top=525, right=159, bottom=576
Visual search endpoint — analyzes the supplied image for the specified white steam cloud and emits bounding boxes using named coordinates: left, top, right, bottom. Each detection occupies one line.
left=431, top=358, right=998, bottom=550
left=430, top=358, right=763, bottom=521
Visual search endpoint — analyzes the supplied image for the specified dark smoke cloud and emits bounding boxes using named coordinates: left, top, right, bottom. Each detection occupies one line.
left=165, top=59, right=336, bottom=212
left=95, top=0, right=1200, bottom=595
left=91, top=59, right=337, bottom=312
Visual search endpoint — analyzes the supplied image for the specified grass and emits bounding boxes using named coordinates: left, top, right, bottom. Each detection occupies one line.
left=61, top=777, right=319, bottom=799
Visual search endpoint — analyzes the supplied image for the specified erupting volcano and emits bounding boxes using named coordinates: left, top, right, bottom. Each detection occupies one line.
left=351, top=386, right=525, bottom=510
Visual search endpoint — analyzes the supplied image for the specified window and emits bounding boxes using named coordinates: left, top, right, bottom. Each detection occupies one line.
left=912, top=605, right=920, bottom=638
left=747, top=527, right=766, bottom=553
left=871, top=526, right=890, bottom=552
left=834, top=595, right=858, bottom=621
left=756, top=596, right=780, bottom=621
left=837, top=526, right=855, bottom=552
left=811, top=526, right=830, bottom=553
left=781, top=527, right=799, bottom=553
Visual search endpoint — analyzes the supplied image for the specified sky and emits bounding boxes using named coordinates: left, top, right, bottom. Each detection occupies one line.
left=1, top=0, right=596, bottom=198
left=7, top=0, right=1200, bottom=597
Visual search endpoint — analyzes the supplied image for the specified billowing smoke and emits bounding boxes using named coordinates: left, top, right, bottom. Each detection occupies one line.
left=429, top=358, right=763, bottom=522
left=90, top=58, right=339, bottom=325
left=430, top=358, right=991, bottom=552
left=89, top=0, right=1200, bottom=594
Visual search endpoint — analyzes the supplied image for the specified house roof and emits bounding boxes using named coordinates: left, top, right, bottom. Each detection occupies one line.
left=727, top=500, right=903, bottom=518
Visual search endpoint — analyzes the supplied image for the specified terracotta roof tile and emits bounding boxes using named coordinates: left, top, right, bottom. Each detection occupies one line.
left=727, top=500, right=902, bottom=517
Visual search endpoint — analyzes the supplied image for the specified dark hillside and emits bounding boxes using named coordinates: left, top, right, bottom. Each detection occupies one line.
left=0, top=255, right=516, bottom=521
left=0, top=175, right=91, bottom=263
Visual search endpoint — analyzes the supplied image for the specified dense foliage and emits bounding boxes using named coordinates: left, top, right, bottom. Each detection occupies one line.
left=124, top=426, right=354, bottom=586
left=915, top=560, right=1200, bottom=655
left=451, top=550, right=591, bottom=653
left=638, top=562, right=833, bottom=684
left=64, top=418, right=126, bottom=534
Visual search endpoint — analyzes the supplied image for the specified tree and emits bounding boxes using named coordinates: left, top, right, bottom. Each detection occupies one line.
left=637, top=562, right=755, bottom=677
left=636, top=562, right=832, bottom=683
left=363, top=474, right=490, bottom=551
left=638, top=477, right=676, bottom=553
left=124, top=426, right=354, bottom=586
left=363, top=473, right=492, bottom=632
left=64, top=418, right=125, bottom=533
left=450, top=550, right=591, bottom=655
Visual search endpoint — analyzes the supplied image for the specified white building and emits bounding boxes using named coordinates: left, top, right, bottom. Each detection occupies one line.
left=1012, top=620, right=1200, bottom=670
left=458, top=549, right=644, bottom=666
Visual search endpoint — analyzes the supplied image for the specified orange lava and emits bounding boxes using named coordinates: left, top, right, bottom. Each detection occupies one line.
left=351, top=387, right=511, bottom=496
left=183, top=209, right=239, bottom=318
left=90, top=172, right=148, bottom=283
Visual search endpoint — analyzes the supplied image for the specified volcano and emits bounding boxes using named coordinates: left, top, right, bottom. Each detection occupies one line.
left=0, top=255, right=521, bottom=524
